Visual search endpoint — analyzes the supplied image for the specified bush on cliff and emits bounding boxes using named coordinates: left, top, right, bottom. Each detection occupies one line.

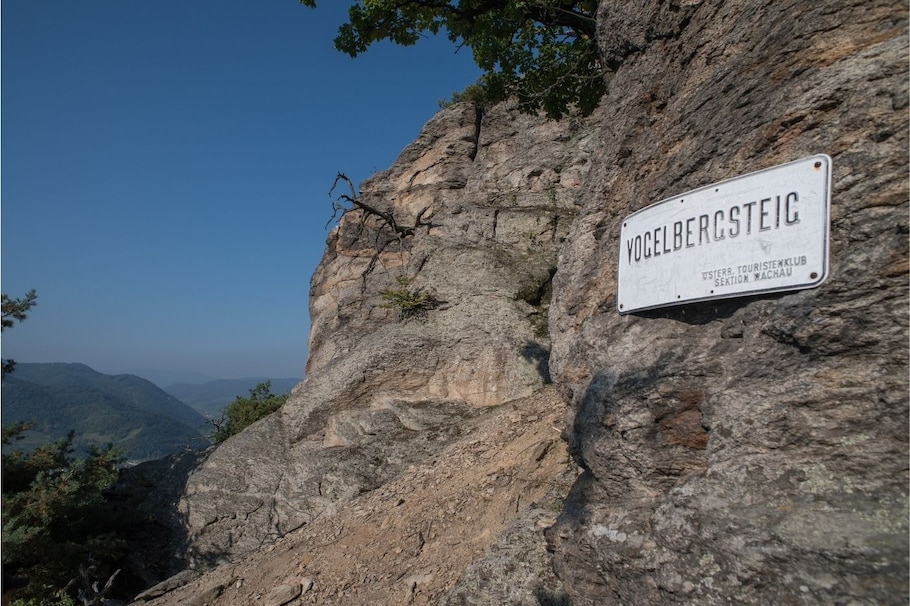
left=213, top=381, right=289, bottom=444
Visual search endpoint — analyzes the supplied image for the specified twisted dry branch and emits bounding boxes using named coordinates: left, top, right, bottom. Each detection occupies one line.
left=326, top=173, right=440, bottom=289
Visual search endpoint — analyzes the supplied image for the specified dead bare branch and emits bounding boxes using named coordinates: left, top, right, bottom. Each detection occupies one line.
left=324, top=173, right=441, bottom=290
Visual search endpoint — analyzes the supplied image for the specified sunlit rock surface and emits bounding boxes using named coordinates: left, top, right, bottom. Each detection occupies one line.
left=176, top=100, right=600, bottom=564
left=136, top=0, right=907, bottom=603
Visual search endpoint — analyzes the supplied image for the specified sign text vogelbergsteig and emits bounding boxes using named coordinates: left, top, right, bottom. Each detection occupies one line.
left=617, top=155, right=831, bottom=314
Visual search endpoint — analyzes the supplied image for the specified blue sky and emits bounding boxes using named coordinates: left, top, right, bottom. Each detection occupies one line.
left=1, top=1, right=482, bottom=382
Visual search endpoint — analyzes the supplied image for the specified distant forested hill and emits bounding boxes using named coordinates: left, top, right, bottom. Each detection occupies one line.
left=164, top=377, right=300, bottom=418
left=1, top=363, right=210, bottom=461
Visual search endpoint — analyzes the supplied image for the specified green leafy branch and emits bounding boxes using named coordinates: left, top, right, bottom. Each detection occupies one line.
left=2, top=289, right=38, bottom=377
left=301, top=1, right=605, bottom=119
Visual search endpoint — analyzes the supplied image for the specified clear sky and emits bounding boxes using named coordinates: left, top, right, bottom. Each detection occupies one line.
left=1, top=1, right=482, bottom=382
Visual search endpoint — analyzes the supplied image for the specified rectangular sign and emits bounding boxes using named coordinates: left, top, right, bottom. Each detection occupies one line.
left=617, top=155, right=831, bottom=314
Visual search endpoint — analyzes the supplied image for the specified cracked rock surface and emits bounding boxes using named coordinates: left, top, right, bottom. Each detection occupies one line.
left=547, top=0, right=909, bottom=604
left=129, top=0, right=907, bottom=604
left=135, top=388, right=578, bottom=606
left=172, top=100, right=599, bottom=565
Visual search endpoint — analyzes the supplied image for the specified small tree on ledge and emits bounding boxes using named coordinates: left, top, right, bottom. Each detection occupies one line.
left=213, top=381, right=289, bottom=444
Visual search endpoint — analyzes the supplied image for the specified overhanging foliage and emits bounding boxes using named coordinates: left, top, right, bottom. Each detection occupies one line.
left=301, top=1, right=604, bottom=118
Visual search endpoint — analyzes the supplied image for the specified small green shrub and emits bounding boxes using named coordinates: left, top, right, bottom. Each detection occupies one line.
left=11, top=591, right=76, bottom=606
left=380, top=276, right=441, bottom=323
left=213, top=382, right=288, bottom=444
left=438, top=82, right=491, bottom=109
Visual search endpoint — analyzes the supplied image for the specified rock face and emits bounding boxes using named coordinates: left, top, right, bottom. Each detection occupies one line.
left=138, top=0, right=907, bottom=603
left=175, top=101, right=600, bottom=564
left=546, top=0, right=909, bottom=604
left=134, top=388, right=578, bottom=606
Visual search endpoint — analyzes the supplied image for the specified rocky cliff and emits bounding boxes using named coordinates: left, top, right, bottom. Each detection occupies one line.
left=546, top=0, right=908, bottom=603
left=134, top=0, right=907, bottom=604
left=169, top=100, right=598, bottom=568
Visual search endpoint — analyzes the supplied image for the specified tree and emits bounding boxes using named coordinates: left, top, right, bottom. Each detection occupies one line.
left=213, top=381, right=289, bottom=444
left=2, top=290, right=131, bottom=605
left=2, top=428, right=125, bottom=606
left=2, top=290, right=38, bottom=376
left=300, top=1, right=604, bottom=119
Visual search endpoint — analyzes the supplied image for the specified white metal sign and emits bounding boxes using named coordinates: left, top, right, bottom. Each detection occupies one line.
left=617, top=155, right=831, bottom=314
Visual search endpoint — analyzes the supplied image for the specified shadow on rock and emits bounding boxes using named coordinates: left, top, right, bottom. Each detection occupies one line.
left=522, top=340, right=552, bottom=384
left=109, top=448, right=215, bottom=599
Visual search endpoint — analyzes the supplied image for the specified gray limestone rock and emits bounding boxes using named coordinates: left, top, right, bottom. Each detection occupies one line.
left=264, top=583, right=301, bottom=606
left=441, top=463, right=578, bottom=606
left=547, top=0, right=909, bottom=604
left=132, top=570, right=200, bottom=601
left=129, top=2, right=907, bottom=604
left=174, top=101, right=600, bottom=564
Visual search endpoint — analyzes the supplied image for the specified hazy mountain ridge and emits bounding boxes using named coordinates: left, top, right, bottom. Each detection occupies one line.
left=2, top=363, right=210, bottom=461
left=106, top=368, right=217, bottom=389
left=164, top=377, right=300, bottom=418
